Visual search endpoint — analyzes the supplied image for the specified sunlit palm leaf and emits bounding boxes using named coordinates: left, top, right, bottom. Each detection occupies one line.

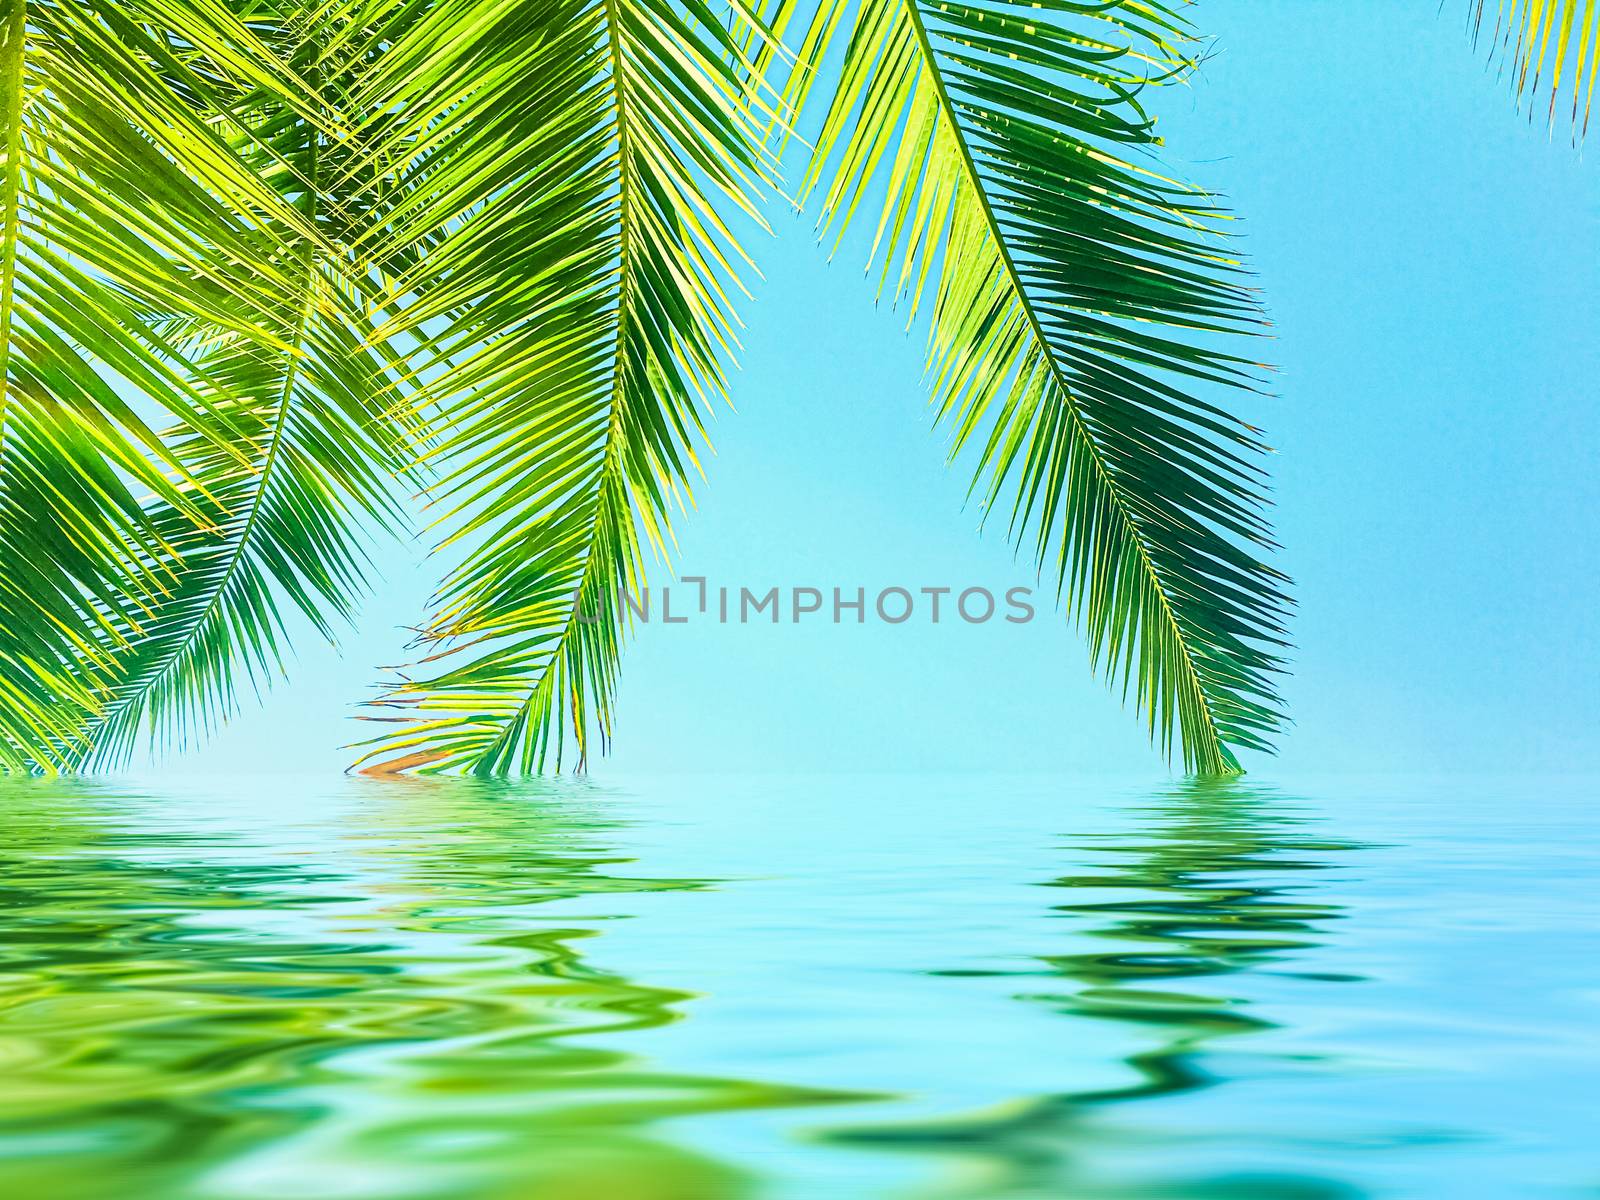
left=0, top=0, right=322, bottom=771
left=1473, top=0, right=1600, bottom=136
left=349, top=0, right=774, bottom=775
left=63, top=0, right=417, bottom=767
left=790, top=0, right=1289, bottom=774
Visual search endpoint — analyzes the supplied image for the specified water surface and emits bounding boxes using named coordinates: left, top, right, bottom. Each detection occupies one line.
left=0, top=774, right=1595, bottom=1198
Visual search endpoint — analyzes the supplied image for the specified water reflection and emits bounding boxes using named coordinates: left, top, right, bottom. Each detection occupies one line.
left=826, top=779, right=1370, bottom=1200
left=0, top=777, right=849, bottom=1200
left=8, top=774, right=1581, bottom=1199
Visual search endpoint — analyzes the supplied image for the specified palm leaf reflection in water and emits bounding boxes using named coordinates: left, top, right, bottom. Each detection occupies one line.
left=0, top=778, right=850, bottom=1200
left=825, top=780, right=1372, bottom=1200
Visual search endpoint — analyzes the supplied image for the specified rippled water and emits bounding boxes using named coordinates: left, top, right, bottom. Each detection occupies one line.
left=0, top=774, right=1595, bottom=1199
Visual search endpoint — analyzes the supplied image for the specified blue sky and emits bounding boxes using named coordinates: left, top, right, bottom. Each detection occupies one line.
left=172, top=0, right=1600, bottom=779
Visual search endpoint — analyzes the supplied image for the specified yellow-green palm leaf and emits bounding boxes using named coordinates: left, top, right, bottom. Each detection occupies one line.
left=1473, top=0, right=1600, bottom=135
left=789, top=0, right=1290, bottom=774
left=350, top=0, right=775, bottom=775
left=49, top=1, right=419, bottom=769
left=0, top=0, right=327, bottom=771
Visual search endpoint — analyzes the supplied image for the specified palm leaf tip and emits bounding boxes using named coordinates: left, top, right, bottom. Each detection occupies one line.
left=790, top=0, right=1290, bottom=774
left=1472, top=0, right=1600, bottom=138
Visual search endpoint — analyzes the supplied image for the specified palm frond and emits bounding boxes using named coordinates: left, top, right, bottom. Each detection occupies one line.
left=1472, top=0, right=1600, bottom=137
left=349, top=0, right=774, bottom=775
left=61, top=0, right=418, bottom=768
left=790, top=0, right=1289, bottom=774
left=0, top=0, right=327, bottom=771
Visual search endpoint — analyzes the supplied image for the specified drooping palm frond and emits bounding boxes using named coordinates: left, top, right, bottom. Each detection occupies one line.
left=74, top=284, right=413, bottom=767
left=0, top=0, right=327, bottom=771
left=789, top=0, right=1289, bottom=774
left=348, top=0, right=775, bottom=775
left=1472, top=0, right=1600, bottom=137
left=60, top=0, right=421, bottom=768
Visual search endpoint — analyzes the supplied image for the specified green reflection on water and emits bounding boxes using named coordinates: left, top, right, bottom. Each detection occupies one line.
left=822, top=779, right=1370, bottom=1200
left=0, top=778, right=857, bottom=1200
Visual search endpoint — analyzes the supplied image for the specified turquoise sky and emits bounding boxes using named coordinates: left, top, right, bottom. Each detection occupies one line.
left=172, top=1, right=1600, bottom=779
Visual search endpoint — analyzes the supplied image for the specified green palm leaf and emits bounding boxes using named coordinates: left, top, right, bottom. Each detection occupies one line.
left=349, top=0, right=774, bottom=775
left=1473, top=0, right=1600, bottom=136
left=60, top=1, right=419, bottom=767
left=789, top=0, right=1289, bottom=773
left=0, top=0, right=327, bottom=771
